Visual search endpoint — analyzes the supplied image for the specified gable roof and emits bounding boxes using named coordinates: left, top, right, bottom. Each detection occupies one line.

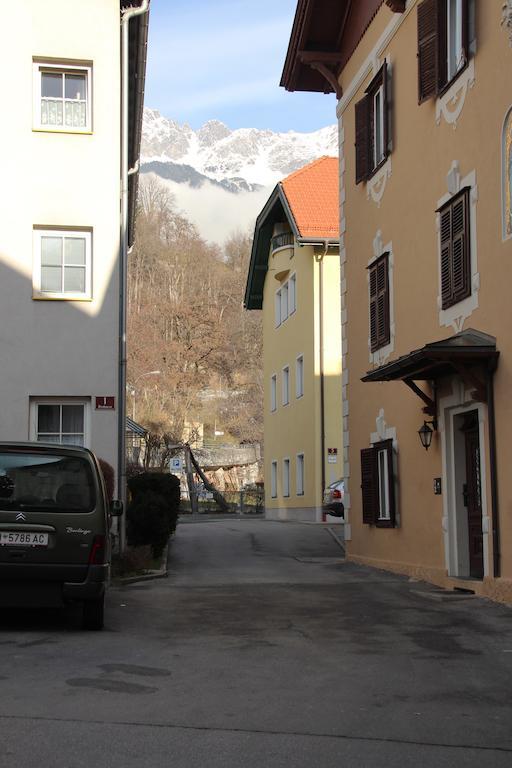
left=244, top=156, right=339, bottom=310
left=282, top=156, right=339, bottom=239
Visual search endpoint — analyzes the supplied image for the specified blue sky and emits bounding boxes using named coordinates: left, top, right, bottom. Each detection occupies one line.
left=145, top=0, right=337, bottom=133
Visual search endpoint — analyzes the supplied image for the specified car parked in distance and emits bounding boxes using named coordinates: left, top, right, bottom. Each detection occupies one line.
left=323, top=478, right=344, bottom=518
left=0, top=442, right=123, bottom=629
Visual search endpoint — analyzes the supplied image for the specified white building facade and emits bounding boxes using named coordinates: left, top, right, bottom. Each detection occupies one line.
left=0, top=0, right=148, bottom=495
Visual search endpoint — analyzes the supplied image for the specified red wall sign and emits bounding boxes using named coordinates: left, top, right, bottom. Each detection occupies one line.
left=95, top=396, right=115, bottom=410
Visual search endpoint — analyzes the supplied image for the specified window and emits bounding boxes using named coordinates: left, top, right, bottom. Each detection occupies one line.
left=296, top=453, right=304, bottom=496
left=271, top=461, right=277, bottom=498
left=281, top=282, right=289, bottom=324
left=282, top=366, right=290, bottom=406
left=368, top=253, right=390, bottom=352
left=271, top=374, right=277, bottom=412
left=33, top=229, right=92, bottom=300
left=360, top=440, right=395, bottom=527
left=33, top=61, right=92, bottom=132
left=355, top=63, right=389, bottom=184
left=289, top=273, right=297, bottom=314
left=296, top=355, right=304, bottom=398
left=275, top=289, right=282, bottom=327
left=417, top=0, right=475, bottom=103
left=283, top=459, right=290, bottom=498
left=33, top=402, right=86, bottom=446
left=438, top=189, right=470, bottom=309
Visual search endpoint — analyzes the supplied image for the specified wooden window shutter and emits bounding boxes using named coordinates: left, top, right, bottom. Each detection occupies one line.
left=369, top=254, right=390, bottom=352
left=452, top=191, right=470, bottom=302
left=440, top=206, right=453, bottom=309
left=382, top=61, right=390, bottom=157
left=355, top=95, right=370, bottom=184
left=440, top=190, right=470, bottom=309
left=417, top=0, right=440, bottom=103
left=361, top=448, right=378, bottom=525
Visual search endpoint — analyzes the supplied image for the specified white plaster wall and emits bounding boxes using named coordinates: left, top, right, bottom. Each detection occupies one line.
left=0, top=0, right=121, bottom=470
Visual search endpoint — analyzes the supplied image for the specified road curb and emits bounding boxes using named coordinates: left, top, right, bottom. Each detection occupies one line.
left=113, top=543, right=169, bottom=586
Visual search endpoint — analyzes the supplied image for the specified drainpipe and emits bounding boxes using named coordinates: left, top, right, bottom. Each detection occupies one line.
left=487, top=365, right=500, bottom=578
left=316, top=241, right=329, bottom=517
left=118, top=0, right=149, bottom=551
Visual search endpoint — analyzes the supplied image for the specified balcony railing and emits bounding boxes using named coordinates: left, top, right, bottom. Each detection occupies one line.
left=271, top=232, right=294, bottom=252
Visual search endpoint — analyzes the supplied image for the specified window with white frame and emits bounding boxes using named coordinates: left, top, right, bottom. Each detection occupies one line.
left=296, top=355, right=304, bottom=398
left=289, top=273, right=297, bottom=314
left=296, top=453, right=304, bottom=496
left=33, top=229, right=92, bottom=300
left=275, top=289, right=282, bottom=327
left=283, top=458, right=290, bottom=497
left=282, top=366, right=290, bottom=405
left=271, top=461, right=277, bottom=498
left=31, top=400, right=88, bottom=446
left=33, top=61, right=92, bottom=132
left=271, top=374, right=277, bottom=412
left=281, top=282, right=289, bottom=324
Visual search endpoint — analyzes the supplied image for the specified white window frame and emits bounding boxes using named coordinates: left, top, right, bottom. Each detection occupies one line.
left=270, top=374, right=277, bottom=413
left=296, top=453, right=304, bottom=496
left=275, top=288, right=282, bottom=327
left=289, top=273, right=297, bottom=315
left=33, top=60, right=92, bottom=133
left=281, top=282, right=289, bottom=324
left=296, top=355, right=304, bottom=399
left=33, top=228, right=92, bottom=301
left=377, top=447, right=391, bottom=521
left=29, top=398, right=91, bottom=448
left=282, top=366, right=290, bottom=406
left=283, top=458, right=290, bottom=498
left=447, top=0, right=464, bottom=83
left=271, top=460, right=278, bottom=498
left=373, top=85, right=385, bottom=168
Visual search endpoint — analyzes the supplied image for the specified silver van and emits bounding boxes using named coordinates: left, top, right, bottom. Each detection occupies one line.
left=0, top=442, right=123, bottom=629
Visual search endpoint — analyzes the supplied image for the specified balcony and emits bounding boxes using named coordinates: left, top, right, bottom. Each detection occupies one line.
left=271, top=232, right=294, bottom=252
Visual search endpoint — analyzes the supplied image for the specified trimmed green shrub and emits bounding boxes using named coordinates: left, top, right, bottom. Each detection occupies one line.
left=126, top=472, right=180, bottom=556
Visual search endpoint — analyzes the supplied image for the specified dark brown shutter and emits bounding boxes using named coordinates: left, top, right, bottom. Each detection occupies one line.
left=384, top=61, right=391, bottom=156
left=440, top=206, right=452, bottom=309
left=361, top=448, right=378, bottom=525
left=369, top=254, right=390, bottom=351
left=355, top=95, right=370, bottom=184
left=452, top=191, right=470, bottom=302
left=461, top=0, right=470, bottom=65
left=418, top=0, right=439, bottom=103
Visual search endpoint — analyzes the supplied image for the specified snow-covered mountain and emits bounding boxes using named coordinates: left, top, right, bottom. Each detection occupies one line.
left=141, top=108, right=338, bottom=243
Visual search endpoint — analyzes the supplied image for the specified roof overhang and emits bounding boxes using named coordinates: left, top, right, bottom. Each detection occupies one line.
left=244, top=185, right=299, bottom=310
left=281, top=0, right=390, bottom=97
left=362, top=330, right=499, bottom=406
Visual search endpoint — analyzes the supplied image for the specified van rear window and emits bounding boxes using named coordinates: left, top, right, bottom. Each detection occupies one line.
left=0, top=453, right=95, bottom=513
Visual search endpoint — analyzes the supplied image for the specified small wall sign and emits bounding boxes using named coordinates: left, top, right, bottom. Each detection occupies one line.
left=433, top=477, right=442, bottom=495
left=170, top=458, right=182, bottom=471
left=327, top=447, right=338, bottom=464
left=95, top=396, right=115, bottom=410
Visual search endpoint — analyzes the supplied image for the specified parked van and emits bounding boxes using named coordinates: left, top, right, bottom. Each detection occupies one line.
left=0, top=442, right=123, bottom=629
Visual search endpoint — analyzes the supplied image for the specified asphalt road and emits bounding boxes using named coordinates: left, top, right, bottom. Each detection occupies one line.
left=1, top=518, right=512, bottom=767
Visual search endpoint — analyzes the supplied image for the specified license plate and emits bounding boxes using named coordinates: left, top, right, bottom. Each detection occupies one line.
left=0, top=531, right=49, bottom=547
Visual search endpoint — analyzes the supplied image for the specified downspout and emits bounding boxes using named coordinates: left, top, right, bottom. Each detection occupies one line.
left=316, top=241, right=329, bottom=518
left=119, top=0, right=149, bottom=551
left=487, top=364, right=500, bottom=577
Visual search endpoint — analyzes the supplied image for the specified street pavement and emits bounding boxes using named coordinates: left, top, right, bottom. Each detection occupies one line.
left=1, top=518, right=512, bottom=767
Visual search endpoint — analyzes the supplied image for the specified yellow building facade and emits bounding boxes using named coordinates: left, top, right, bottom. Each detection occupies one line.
left=283, top=1, right=512, bottom=601
left=245, top=158, right=342, bottom=521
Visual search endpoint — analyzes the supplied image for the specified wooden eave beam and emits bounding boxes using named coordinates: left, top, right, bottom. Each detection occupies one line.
left=451, top=363, right=488, bottom=403
left=297, top=50, right=343, bottom=98
left=404, top=378, right=436, bottom=417
left=385, top=0, right=406, bottom=11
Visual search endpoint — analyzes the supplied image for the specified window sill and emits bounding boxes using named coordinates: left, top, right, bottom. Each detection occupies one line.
left=33, top=126, right=93, bottom=135
left=32, top=293, right=92, bottom=302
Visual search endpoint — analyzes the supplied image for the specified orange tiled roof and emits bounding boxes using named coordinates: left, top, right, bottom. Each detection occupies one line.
left=281, top=156, right=339, bottom=240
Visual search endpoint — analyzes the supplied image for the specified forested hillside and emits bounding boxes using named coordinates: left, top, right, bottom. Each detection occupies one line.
left=127, top=178, right=263, bottom=447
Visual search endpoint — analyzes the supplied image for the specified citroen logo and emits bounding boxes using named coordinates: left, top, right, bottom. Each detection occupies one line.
left=15, top=512, right=26, bottom=522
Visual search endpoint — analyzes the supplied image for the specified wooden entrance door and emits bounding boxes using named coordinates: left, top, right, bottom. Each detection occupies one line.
left=463, top=414, right=484, bottom=579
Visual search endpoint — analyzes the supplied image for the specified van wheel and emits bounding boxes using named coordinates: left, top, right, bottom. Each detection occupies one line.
left=83, top=597, right=104, bottom=630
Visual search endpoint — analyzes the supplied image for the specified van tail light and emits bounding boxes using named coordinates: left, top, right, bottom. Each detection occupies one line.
left=89, top=535, right=106, bottom=565
left=333, top=489, right=342, bottom=499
